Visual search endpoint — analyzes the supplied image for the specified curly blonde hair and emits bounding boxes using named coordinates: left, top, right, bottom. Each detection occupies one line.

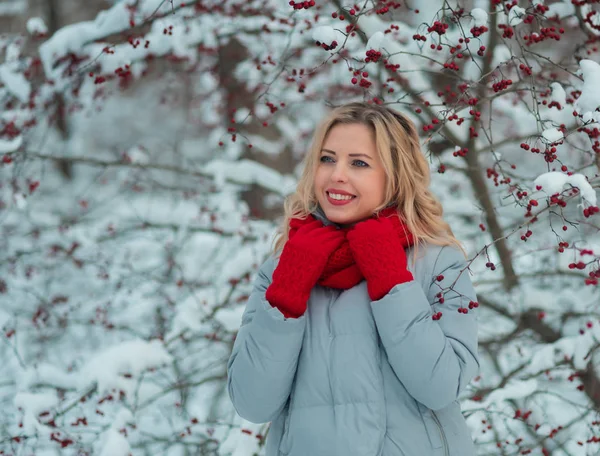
left=272, top=102, right=465, bottom=259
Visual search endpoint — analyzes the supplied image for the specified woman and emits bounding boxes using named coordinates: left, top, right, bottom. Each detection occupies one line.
left=227, top=102, right=479, bottom=456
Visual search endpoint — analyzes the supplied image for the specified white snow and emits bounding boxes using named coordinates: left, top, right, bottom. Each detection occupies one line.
left=549, top=82, right=566, bottom=107
left=79, top=339, right=173, bottom=395
left=508, top=6, right=527, bottom=25
left=203, top=159, right=296, bottom=195
left=26, top=17, right=48, bottom=35
left=534, top=171, right=597, bottom=205
left=20, top=363, right=79, bottom=391
left=575, top=60, right=600, bottom=116
left=0, top=135, right=23, bottom=153
left=541, top=127, right=564, bottom=144
left=366, top=31, right=386, bottom=52
left=0, top=65, right=31, bottom=102
left=14, top=391, right=59, bottom=415
left=491, top=44, right=512, bottom=69
left=528, top=325, right=600, bottom=374
left=547, top=2, right=575, bottom=19
left=14, top=392, right=59, bottom=434
left=98, top=428, right=132, bottom=456
left=126, top=145, right=149, bottom=165
left=13, top=192, right=27, bottom=210
left=311, top=26, right=342, bottom=45
left=480, top=379, right=538, bottom=407
left=470, top=8, right=488, bottom=27
left=0, top=309, right=11, bottom=328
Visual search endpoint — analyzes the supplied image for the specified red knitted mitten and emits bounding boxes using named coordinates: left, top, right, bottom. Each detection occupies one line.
left=266, top=219, right=345, bottom=318
left=347, top=217, right=414, bottom=301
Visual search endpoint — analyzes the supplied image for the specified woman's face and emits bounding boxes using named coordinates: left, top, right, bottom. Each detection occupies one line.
left=314, top=123, right=387, bottom=226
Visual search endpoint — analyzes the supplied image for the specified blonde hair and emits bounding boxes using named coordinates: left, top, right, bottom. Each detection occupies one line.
left=272, top=102, right=465, bottom=260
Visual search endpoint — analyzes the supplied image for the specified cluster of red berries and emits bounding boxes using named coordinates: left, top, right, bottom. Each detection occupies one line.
left=515, top=190, right=529, bottom=200
left=513, top=409, right=533, bottom=420
left=384, top=24, right=400, bottom=34
left=470, top=25, right=488, bottom=37
left=583, top=206, right=600, bottom=218
left=50, top=432, right=74, bottom=448
left=365, top=49, right=382, bottom=63
left=412, top=34, right=427, bottom=41
left=548, top=101, right=562, bottom=110
left=453, top=147, right=468, bottom=157
left=469, top=109, right=481, bottom=121
left=549, top=194, right=567, bottom=207
left=492, top=79, right=513, bottom=93
left=115, top=66, right=131, bottom=79
left=543, top=147, right=559, bottom=163
left=520, top=229, right=533, bottom=241
left=289, top=0, right=315, bottom=9
left=0, top=120, right=20, bottom=139
left=585, top=270, right=600, bottom=285
left=519, top=63, right=532, bottom=76
left=524, top=27, right=564, bottom=45
left=315, top=40, right=338, bottom=51
left=432, top=312, right=443, bottom=320
left=383, top=60, right=400, bottom=73
left=528, top=199, right=539, bottom=213
left=351, top=78, right=372, bottom=88
left=498, top=24, right=514, bottom=39
left=428, top=21, right=448, bottom=35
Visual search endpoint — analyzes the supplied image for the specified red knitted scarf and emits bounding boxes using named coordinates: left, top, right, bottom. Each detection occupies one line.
left=288, top=206, right=415, bottom=289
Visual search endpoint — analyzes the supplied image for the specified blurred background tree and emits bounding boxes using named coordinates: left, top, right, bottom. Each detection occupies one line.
left=1, top=0, right=600, bottom=455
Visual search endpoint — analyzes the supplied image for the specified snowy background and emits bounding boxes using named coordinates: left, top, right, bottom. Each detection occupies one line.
left=1, top=0, right=600, bottom=454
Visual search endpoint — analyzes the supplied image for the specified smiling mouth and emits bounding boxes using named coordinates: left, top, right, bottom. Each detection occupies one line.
left=326, top=192, right=356, bottom=205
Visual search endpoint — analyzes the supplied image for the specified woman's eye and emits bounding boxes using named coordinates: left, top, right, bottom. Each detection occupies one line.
left=319, top=155, right=369, bottom=168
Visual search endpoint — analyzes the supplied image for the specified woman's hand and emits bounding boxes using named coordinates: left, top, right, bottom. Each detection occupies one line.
left=347, top=216, right=413, bottom=301
left=266, top=219, right=345, bottom=318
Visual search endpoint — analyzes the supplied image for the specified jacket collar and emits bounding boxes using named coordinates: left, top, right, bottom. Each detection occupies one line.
left=311, top=205, right=339, bottom=228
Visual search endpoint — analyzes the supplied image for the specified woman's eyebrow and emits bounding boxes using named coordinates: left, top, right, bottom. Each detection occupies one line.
left=321, top=148, right=372, bottom=160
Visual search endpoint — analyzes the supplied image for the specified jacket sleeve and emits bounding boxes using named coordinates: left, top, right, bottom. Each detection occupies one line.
left=371, top=245, right=479, bottom=411
left=227, top=257, right=307, bottom=423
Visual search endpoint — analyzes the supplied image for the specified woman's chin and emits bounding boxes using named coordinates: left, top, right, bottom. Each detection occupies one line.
left=322, top=209, right=360, bottom=226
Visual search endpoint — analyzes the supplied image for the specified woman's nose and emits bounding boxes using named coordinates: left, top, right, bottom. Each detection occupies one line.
left=330, top=163, right=348, bottom=182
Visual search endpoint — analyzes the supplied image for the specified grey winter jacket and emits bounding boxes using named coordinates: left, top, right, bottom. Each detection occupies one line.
left=227, top=220, right=479, bottom=455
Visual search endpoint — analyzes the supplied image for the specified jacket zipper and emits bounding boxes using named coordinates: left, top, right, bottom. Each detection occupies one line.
left=431, top=411, right=449, bottom=456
